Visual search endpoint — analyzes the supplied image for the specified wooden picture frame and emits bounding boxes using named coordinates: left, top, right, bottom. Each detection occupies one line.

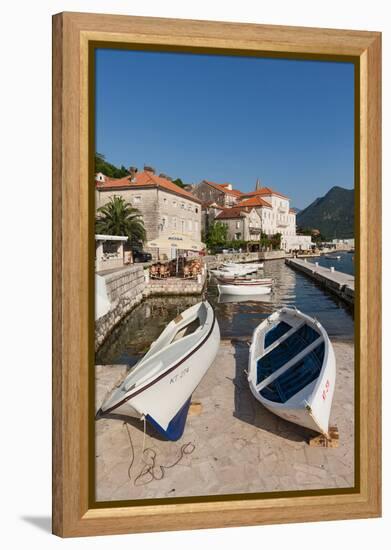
left=52, top=12, right=381, bottom=537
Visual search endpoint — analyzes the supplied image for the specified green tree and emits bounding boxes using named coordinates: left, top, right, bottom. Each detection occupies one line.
left=270, top=232, right=282, bottom=250
left=259, top=232, right=270, bottom=249
left=205, top=222, right=228, bottom=249
left=226, top=239, right=247, bottom=250
left=95, top=153, right=129, bottom=178
left=95, top=196, right=146, bottom=248
left=172, top=178, right=185, bottom=189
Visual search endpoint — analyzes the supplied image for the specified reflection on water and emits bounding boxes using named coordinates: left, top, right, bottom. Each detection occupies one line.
left=207, top=259, right=354, bottom=343
left=96, top=259, right=354, bottom=365
left=307, top=251, right=355, bottom=276
left=217, top=293, right=273, bottom=305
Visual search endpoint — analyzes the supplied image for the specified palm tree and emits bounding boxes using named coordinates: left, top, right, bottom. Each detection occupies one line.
left=96, top=195, right=146, bottom=247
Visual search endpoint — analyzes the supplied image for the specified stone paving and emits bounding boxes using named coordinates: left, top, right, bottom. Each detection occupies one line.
left=95, top=340, right=354, bottom=502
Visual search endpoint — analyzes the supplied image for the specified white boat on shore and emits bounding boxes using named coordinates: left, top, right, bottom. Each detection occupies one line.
left=96, top=301, right=220, bottom=440
left=248, top=307, right=336, bottom=436
left=217, top=277, right=273, bottom=296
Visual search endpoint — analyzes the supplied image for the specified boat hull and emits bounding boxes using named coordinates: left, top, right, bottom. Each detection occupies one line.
left=210, top=267, right=257, bottom=277
left=248, top=307, right=336, bottom=435
left=127, top=317, right=220, bottom=437
left=99, top=302, right=220, bottom=440
left=222, top=262, right=264, bottom=270
left=218, top=283, right=272, bottom=295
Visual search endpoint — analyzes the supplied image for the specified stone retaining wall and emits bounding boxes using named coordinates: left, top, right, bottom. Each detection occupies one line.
left=95, top=266, right=207, bottom=350
left=145, top=271, right=206, bottom=296
left=95, top=266, right=146, bottom=350
left=205, top=250, right=286, bottom=268
left=259, top=250, right=287, bottom=260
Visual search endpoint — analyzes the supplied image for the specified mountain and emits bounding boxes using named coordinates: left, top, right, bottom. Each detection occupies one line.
left=297, top=186, right=354, bottom=239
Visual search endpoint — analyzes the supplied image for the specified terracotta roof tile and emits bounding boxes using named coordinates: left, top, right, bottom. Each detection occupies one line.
left=202, top=180, right=243, bottom=197
left=96, top=171, right=202, bottom=203
left=215, top=207, right=248, bottom=220
left=242, top=186, right=288, bottom=199
left=236, top=196, right=272, bottom=208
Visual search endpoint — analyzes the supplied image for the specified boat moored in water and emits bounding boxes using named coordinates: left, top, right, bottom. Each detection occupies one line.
left=209, top=265, right=257, bottom=277
left=324, top=254, right=341, bottom=260
left=97, top=301, right=220, bottom=440
left=222, top=262, right=264, bottom=270
left=217, top=277, right=273, bottom=296
left=248, top=307, right=336, bottom=436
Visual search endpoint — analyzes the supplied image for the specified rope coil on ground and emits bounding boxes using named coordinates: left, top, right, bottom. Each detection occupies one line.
left=123, top=421, right=195, bottom=487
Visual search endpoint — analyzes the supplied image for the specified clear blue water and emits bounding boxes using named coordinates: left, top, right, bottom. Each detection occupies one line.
left=96, top=258, right=354, bottom=365
left=307, top=251, right=355, bottom=276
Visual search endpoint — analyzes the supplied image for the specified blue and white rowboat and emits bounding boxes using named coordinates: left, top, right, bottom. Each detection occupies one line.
left=97, top=301, right=220, bottom=440
left=248, top=307, right=336, bottom=436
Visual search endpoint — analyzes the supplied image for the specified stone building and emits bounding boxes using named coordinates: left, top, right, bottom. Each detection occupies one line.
left=191, top=180, right=243, bottom=208
left=201, top=202, right=224, bottom=235
left=194, top=179, right=312, bottom=251
left=215, top=207, right=262, bottom=242
left=191, top=179, right=297, bottom=242
left=95, top=169, right=202, bottom=258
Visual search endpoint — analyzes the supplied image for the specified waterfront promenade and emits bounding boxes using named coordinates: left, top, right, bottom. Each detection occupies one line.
left=95, top=339, right=354, bottom=501
left=95, top=252, right=286, bottom=349
left=285, top=257, right=354, bottom=306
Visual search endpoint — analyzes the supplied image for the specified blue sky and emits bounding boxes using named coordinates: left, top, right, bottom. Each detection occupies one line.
left=95, top=49, right=354, bottom=209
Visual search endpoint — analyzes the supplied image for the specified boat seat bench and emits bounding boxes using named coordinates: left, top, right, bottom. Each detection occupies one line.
left=264, top=321, right=292, bottom=348
left=257, top=323, right=320, bottom=385
left=259, top=342, right=325, bottom=403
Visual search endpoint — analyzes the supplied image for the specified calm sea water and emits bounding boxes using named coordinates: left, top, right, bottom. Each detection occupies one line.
left=307, top=251, right=355, bottom=276
left=96, top=258, right=354, bottom=365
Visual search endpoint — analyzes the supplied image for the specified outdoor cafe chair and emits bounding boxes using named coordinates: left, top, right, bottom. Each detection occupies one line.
left=159, top=265, right=169, bottom=278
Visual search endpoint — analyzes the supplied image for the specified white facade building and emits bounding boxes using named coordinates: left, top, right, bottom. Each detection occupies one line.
left=95, top=234, right=128, bottom=272
left=237, top=187, right=297, bottom=238
left=332, top=238, right=355, bottom=249
left=281, top=235, right=312, bottom=252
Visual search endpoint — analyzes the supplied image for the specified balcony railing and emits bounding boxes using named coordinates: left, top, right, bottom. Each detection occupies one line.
left=249, top=227, right=262, bottom=234
left=278, top=205, right=288, bottom=213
